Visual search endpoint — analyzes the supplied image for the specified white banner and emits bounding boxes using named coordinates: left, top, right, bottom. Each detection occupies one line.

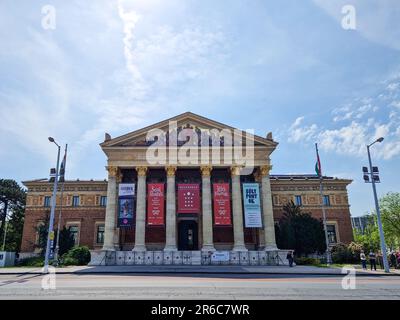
left=211, top=251, right=230, bottom=262
left=242, top=183, right=263, bottom=228
left=118, top=183, right=135, bottom=197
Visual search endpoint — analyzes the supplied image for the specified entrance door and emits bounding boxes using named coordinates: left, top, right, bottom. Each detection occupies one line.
left=178, top=220, right=198, bottom=250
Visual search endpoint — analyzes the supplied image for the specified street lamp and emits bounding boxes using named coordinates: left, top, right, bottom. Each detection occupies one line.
left=366, top=137, right=390, bottom=273
left=43, top=137, right=61, bottom=274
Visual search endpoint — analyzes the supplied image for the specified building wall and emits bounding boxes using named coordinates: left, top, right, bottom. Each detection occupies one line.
left=20, top=176, right=353, bottom=253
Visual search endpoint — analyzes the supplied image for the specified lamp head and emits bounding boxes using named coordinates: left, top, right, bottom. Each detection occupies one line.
left=48, top=137, right=55, bottom=143
left=376, top=137, right=384, bottom=143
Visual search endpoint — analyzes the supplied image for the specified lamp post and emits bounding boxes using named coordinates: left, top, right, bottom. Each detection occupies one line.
left=43, top=137, right=61, bottom=274
left=367, top=137, right=390, bottom=273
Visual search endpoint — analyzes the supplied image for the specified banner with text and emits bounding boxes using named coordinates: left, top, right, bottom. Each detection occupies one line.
left=118, top=183, right=135, bottom=197
left=213, top=183, right=232, bottom=225
left=242, top=183, right=262, bottom=228
left=118, top=197, right=134, bottom=227
left=147, top=183, right=165, bottom=226
left=177, top=184, right=200, bottom=213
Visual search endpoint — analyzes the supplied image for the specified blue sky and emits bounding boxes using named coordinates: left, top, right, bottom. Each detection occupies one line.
left=0, top=0, right=399, bottom=217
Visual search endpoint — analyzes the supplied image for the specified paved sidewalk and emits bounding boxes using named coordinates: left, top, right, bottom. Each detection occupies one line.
left=1, top=265, right=399, bottom=276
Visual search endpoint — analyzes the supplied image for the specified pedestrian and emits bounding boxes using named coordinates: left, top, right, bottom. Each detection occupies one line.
left=360, top=250, right=367, bottom=270
left=389, top=252, right=397, bottom=269
left=369, top=250, right=377, bottom=271
left=377, top=251, right=384, bottom=270
left=286, top=250, right=294, bottom=267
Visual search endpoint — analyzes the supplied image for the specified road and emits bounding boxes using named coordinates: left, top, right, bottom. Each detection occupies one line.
left=0, top=273, right=399, bottom=299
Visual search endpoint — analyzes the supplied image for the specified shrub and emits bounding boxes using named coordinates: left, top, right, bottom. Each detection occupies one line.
left=331, top=242, right=360, bottom=264
left=294, top=257, right=321, bottom=265
left=18, top=256, right=44, bottom=267
left=63, top=246, right=91, bottom=265
left=62, top=257, right=79, bottom=266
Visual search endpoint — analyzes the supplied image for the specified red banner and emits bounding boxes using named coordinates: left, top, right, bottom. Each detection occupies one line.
left=213, top=183, right=232, bottom=225
left=177, top=184, right=200, bottom=213
left=147, top=183, right=165, bottom=225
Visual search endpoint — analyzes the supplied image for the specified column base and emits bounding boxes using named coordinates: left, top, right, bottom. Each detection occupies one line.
left=259, top=244, right=278, bottom=251
left=163, top=245, right=178, bottom=252
left=232, top=244, right=248, bottom=252
left=101, top=245, right=117, bottom=251
left=201, top=245, right=216, bottom=252
left=132, top=245, right=147, bottom=252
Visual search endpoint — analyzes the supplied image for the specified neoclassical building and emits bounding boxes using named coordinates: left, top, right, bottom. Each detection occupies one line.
left=21, top=112, right=353, bottom=265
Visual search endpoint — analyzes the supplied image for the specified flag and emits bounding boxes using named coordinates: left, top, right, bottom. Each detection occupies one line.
left=315, top=143, right=322, bottom=177
left=59, top=144, right=68, bottom=182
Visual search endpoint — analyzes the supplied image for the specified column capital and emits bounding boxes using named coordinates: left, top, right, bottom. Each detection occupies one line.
left=259, top=165, right=273, bottom=177
left=165, top=166, right=177, bottom=177
left=106, top=166, right=119, bottom=178
left=136, top=166, right=148, bottom=177
left=230, top=166, right=243, bottom=176
left=200, top=165, right=212, bottom=177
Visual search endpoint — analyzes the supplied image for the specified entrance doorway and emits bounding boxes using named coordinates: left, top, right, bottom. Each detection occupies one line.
left=178, top=220, right=198, bottom=250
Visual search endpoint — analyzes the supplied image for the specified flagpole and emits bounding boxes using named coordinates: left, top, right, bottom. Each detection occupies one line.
left=315, top=143, right=332, bottom=266
left=54, top=143, right=67, bottom=263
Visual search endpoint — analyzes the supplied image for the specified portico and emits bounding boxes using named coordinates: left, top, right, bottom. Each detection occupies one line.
left=93, top=112, right=282, bottom=265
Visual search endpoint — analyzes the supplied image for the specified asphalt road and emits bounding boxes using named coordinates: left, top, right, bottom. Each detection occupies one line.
left=0, top=273, right=399, bottom=300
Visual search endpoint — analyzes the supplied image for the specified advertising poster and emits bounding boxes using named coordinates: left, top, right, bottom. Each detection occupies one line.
left=213, top=183, right=232, bottom=225
left=177, top=184, right=200, bottom=213
left=118, top=197, right=134, bottom=227
left=147, top=183, right=165, bottom=225
left=118, top=183, right=135, bottom=197
left=242, top=183, right=262, bottom=228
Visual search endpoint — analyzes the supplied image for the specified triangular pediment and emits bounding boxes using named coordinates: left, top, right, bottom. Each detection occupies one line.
left=101, top=112, right=278, bottom=149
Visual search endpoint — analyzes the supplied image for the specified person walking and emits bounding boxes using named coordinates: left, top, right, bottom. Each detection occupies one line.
left=360, top=250, right=367, bottom=270
left=286, top=250, right=294, bottom=267
left=389, top=251, right=397, bottom=269
left=369, top=250, right=377, bottom=271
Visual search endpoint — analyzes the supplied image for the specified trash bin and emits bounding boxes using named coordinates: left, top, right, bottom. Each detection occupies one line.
left=0, top=252, right=16, bottom=267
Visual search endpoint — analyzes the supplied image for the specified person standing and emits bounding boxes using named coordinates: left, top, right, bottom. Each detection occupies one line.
left=389, top=251, right=397, bottom=269
left=360, top=250, right=367, bottom=270
left=286, top=250, right=294, bottom=267
left=369, top=250, right=377, bottom=271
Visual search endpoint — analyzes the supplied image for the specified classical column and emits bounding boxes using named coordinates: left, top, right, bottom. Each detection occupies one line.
left=230, top=166, right=247, bottom=251
left=102, top=166, right=118, bottom=251
left=164, top=166, right=177, bottom=251
left=200, top=165, right=215, bottom=252
left=133, top=166, right=148, bottom=252
left=259, top=165, right=277, bottom=250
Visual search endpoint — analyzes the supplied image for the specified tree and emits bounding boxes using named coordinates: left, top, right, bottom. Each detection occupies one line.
left=58, top=227, right=75, bottom=256
left=276, top=201, right=326, bottom=256
left=380, top=192, right=400, bottom=250
left=0, top=179, right=26, bottom=252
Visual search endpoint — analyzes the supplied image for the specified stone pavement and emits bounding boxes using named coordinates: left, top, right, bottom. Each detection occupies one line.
left=0, top=264, right=399, bottom=276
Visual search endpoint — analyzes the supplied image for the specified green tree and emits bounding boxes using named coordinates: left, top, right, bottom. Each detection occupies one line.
left=0, top=179, right=26, bottom=252
left=380, top=192, right=400, bottom=250
left=58, top=227, right=75, bottom=256
left=276, top=201, right=326, bottom=256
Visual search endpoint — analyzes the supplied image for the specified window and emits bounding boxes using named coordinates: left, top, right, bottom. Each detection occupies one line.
left=295, top=195, right=302, bottom=206
left=44, top=196, right=51, bottom=207
left=68, top=225, right=79, bottom=245
left=72, top=196, right=80, bottom=207
left=100, top=196, right=107, bottom=207
left=323, top=195, right=331, bottom=206
left=327, top=225, right=337, bottom=244
left=96, top=225, right=105, bottom=244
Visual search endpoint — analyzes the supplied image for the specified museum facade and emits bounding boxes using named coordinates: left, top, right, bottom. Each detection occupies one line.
left=20, top=112, right=353, bottom=265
